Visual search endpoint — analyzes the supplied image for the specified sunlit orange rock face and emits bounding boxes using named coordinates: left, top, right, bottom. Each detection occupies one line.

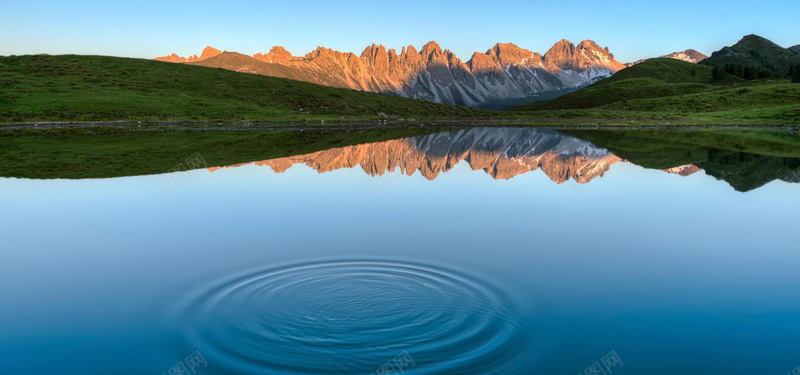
left=252, top=46, right=295, bottom=64
left=155, top=46, right=221, bottom=63
left=154, top=40, right=625, bottom=107
left=542, top=40, right=624, bottom=71
left=207, top=129, right=622, bottom=184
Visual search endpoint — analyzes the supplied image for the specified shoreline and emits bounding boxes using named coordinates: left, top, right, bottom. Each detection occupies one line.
left=2, top=119, right=799, bottom=132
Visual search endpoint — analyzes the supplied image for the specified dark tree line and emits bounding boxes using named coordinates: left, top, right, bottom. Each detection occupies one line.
left=713, top=62, right=800, bottom=82
left=711, top=63, right=774, bottom=81
left=791, top=63, right=800, bottom=83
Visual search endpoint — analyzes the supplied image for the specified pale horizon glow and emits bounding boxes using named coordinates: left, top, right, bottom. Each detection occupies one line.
left=1, top=0, right=798, bottom=64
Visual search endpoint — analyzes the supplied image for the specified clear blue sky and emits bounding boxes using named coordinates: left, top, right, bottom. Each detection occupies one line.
left=1, top=0, right=798, bottom=63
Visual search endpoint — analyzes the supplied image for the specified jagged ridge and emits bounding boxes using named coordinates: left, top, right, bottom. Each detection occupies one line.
left=155, top=40, right=625, bottom=108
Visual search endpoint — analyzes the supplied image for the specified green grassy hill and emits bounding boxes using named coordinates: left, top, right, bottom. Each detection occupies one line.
left=514, top=58, right=743, bottom=111
left=700, top=35, right=800, bottom=77
left=0, top=54, right=486, bottom=123
left=509, top=57, right=800, bottom=124
left=597, top=58, right=725, bottom=84
left=510, top=59, right=741, bottom=111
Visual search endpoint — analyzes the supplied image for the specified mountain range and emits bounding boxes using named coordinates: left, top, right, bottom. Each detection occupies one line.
left=151, top=34, right=797, bottom=113
left=156, top=40, right=626, bottom=108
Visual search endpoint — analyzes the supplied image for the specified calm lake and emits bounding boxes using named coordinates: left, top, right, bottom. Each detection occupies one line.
left=2, top=127, right=800, bottom=375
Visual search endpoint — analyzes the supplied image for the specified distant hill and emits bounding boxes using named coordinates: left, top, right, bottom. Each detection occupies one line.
left=700, top=34, right=800, bottom=77
left=791, top=45, right=800, bottom=55
left=188, top=52, right=327, bottom=86
left=625, top=49, right=708, bottom=67
left=599, top=58, right=722, bottom=85
left=0, top=55, right=486, bottom=123
left=663, top=49, right=708, bottom=63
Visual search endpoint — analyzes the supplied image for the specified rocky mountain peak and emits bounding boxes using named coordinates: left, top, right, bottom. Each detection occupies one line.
left=467, top=52, right=501, bottom=74
left=542, top=38, right=624, bottom=72
left=487, top=43, right=539, bottom=68
left=253, top=46, right=295, bottom=64
left=200, top=46, right=222, bottom=60
left=361, top=43, right=386, bottom=57
left=577, top=40, right=618, bottom=61
left=490, top=42, right=523, bottom=54
left=683, top=49, right=704, bottom=56
left=154, top=53, right=187, bottom=63
left=543, top=40, right=578, bottom=70
left=576, top=40, right=603, bottom=51
left=421, top=41, right=443, bottom=56
left=305, top=46, right=335, bottom=60
left=361, top=44, right=389, bottom=71
left=549, top=39, right=576, bottom=53
left=401, top=45, right=419, bottom=60
left=667, top=49, right=708, bottom=63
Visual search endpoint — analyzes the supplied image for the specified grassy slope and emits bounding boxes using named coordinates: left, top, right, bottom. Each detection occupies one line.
left=0, top=54, right=487, bottom=123
left=0, top=127, right=440, bottom=179
left=512, top=59, right=733, bottom=110
left=508, top=59, right=800, bottom=124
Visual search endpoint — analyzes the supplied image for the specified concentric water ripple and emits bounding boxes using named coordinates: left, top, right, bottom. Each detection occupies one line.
left=173, top=260, right=534, bottom=374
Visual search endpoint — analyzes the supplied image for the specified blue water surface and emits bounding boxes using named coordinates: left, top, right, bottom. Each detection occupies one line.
left=1, top=128, right=799, bottom=375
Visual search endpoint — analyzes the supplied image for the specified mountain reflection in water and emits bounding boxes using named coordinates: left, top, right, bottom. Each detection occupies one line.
left=208, top=127, right=800, bottom=192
